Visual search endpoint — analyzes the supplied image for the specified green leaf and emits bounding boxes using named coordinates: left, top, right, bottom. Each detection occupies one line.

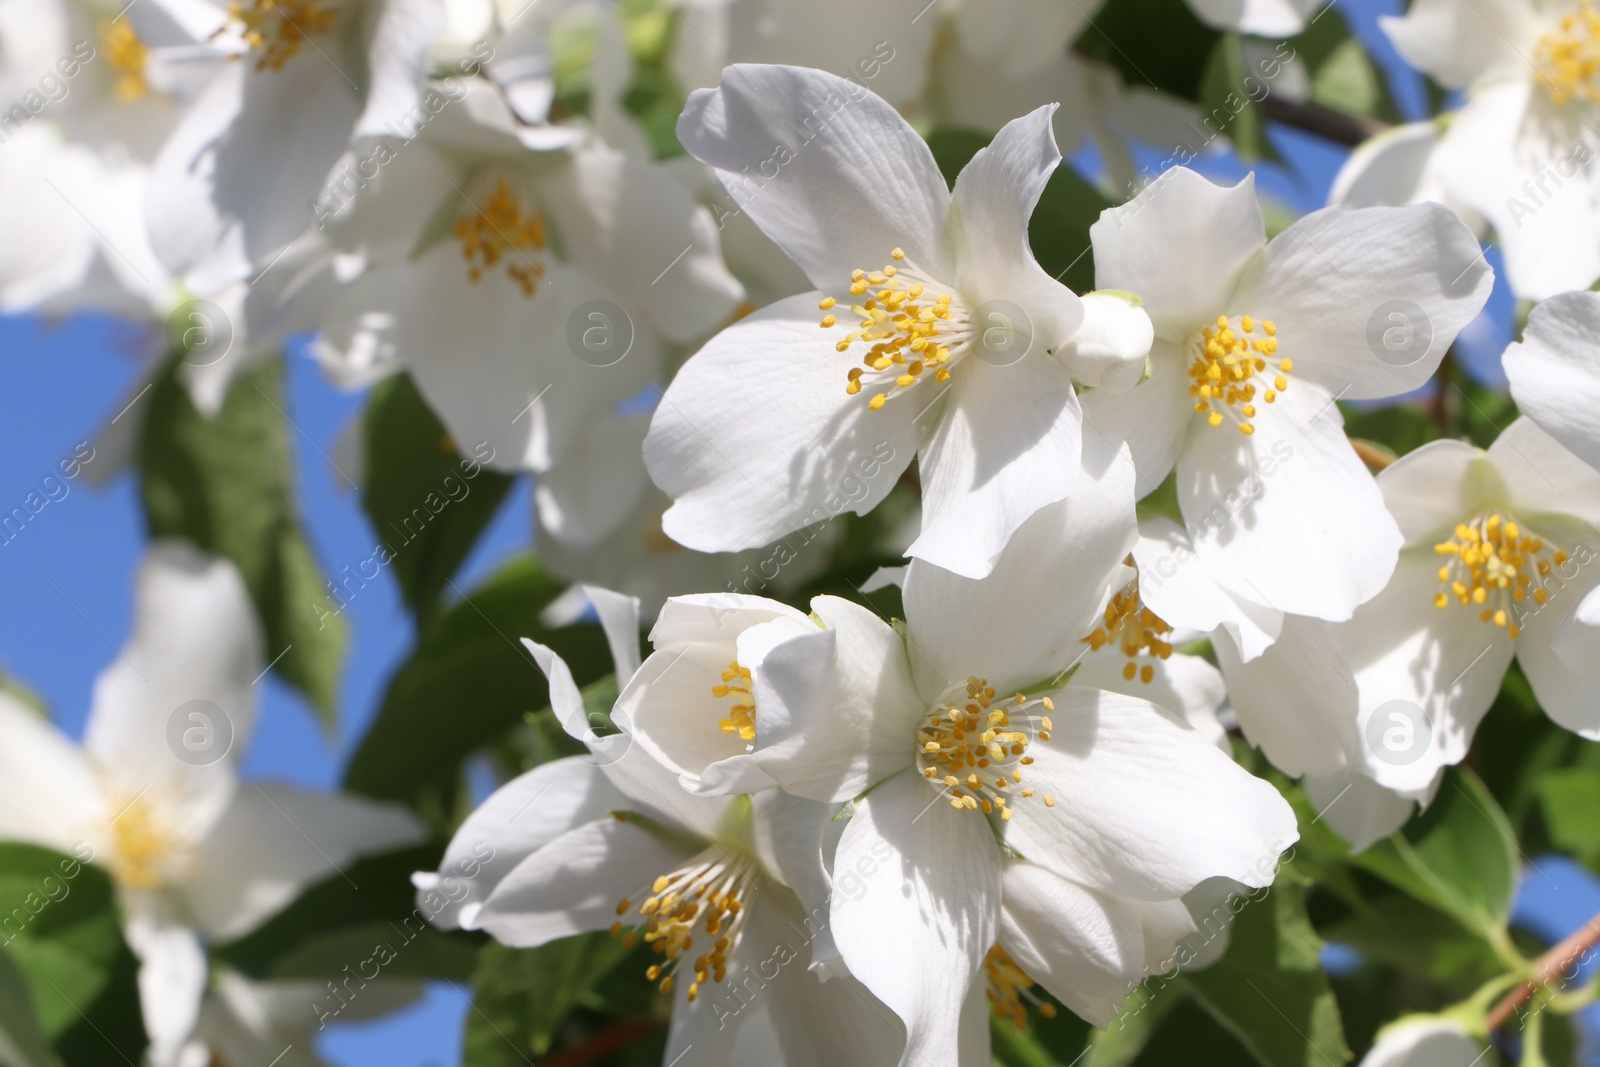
left=360, top=373, right=515, bottom=625
left=0, top=844, right=146, bottom=1065
left=1317, top=891, right=1504, bottom=994
left=137, top=355, right=346, bottom=728
left=1083, top=979, right=1182, bottom=1067
left=1079, top=0, right=1219, bottom=101
left=343, top=554, right=613, bottom=811
left=1352, top=768, right=1517, bottom=939
left=1199, top=34, right=1272, bottom=164
left=1183, top=867, right=1351, bottom=1067
left=214, top=845, right=480, bottom=982
left=463, top=935, right=650, bottom=1065
left=1339, top=403, right=1437, bottom=460
left=1537, top=768, right=1600, bottom=868
left=0, top=946, right=60, bottom=1067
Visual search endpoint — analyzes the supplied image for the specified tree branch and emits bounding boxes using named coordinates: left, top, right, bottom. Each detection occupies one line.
left=1487, top=912, right=1600, bottom=1032
left=1259, top=96, right=1382, bottom=147
left=540, top=1018, right=666, bottom=1067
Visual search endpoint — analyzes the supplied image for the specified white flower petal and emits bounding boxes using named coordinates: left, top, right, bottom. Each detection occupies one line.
left=1517, top=564, right=1600, bottom=739
left=1080, top=340, right=1194, bottom=499
left=185, top=783, right=422, bottom=941
left=85, top=543, right=262, bottom=800
left=1187, top=0, right=1315, bottom=35
left=1074, top=651, right=1229, bottom=749
left=1063, top=292, right=1154, bottom=393
left=354, top=0, right=448, bottom=140
left=904, top=434, right=1137, bottom=694
left=1505, top=293, right=1600, bottom=477
left=1090, top=168, right=1263, bottom=337
left=1132, top=517, right=1283, bottom=660
left=1491, top=417, right=1600, bottom=530
left=125, top=916, right=207, bottom=1067
left=1213, top=615, right=1358, bottom=777
left=1303, top=768, right=1423, bottom=854
left=471, top=817, right=698, bottom=946
left=1178, top=380, right=1402, bottom=621
left=950, top=105, right=1084, bottom=351
left=1360, top=1015, right=1484, bottom=1066
left=1234, top=203, right=1491, bottom=400
left=412, top=757, right=627, bottom=931
left=1003, top=687, right=1297, bottom=900
left=998, top=861, right=1149, bottom=1028
left=0, top=694, right=98, bottom=854
left=677, top=64, right=951, bottom=288
left=1380, top=0, right=1533, bottom=89
left=1377, top=438, right=1493, bottom=545
left=1342, top=552, right=1515, bottom=792
left=539, top=147, right=743, bottom=343
left=954, top=0, right=1091, bottom=79
left=830, top=770, right=1001, bottom=1067
left=647, top=293, right=919, bottom=553
left=908, top=348, right=1085, bottom=579
left=1436, top=80, right=1597, bottom=300
left=750, top=596, right=924, bottom=802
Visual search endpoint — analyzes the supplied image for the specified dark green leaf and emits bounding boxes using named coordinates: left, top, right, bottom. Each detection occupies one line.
left=343, top=554, right=613, bottom=811
left=1079, top=0, right=1219, bottom=100
left=1339, top=403, right=1437, bottom=460
left=1317, top=892, right=1503, bottom=994
left=1537, top=768, right=1600, bottom=868
left=215, top=845, right=480, bottom=982
left=463, top=935, right=650, bottom=1064
left=137, top=355, right=346, bottom=728
left=360, top=373, right=514, bottom=625
left=1352, top=768, right=1517, bottom=938
left=1183, top=867, right=1351, bottom=1067
left=0, top=844, right=146, bottom=1065
left=0, top=945, right=61, bottom=1067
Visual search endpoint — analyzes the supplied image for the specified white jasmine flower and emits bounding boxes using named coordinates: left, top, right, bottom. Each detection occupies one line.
left=649, top=64, right=1152, bottom=579
left=0, top=543, right=421, bottom=1067
left=1080, top=166, right=1492, bottom=622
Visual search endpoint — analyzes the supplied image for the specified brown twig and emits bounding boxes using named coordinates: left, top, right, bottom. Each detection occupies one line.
left=1486, top=911, right=1600, bottom=1031
left=539, top=1018, right=666, bottom=1067
left=1259, top=96, right=1383, bottom=146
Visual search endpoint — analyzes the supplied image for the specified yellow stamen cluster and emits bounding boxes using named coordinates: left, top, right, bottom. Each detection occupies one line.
left=1536, top=0, right=1600, bottom=105
left=1081, top=575, right=1174, bottom=684
left=1189, top=314, right=1288, bottom=436
left=1433, top=513, right=1565, bottom=639
left=917, top=677, right=1054, bottom=821
left=101, top=21, right=149, bottom=102
left=985, top=945, right=1058, bottom=1030
left=611, top=851, right=754, bottom=1004
left=453, top=179, right=548, bottom=297
left=820, top=248, right=967, bottom=411
left=107, top=792, right=184, bottom=890
left=226, top=0, right=337, bottom=71
left=713, top=661, right=755, bottom=741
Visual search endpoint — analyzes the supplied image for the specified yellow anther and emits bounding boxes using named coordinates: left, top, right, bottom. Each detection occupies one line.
left=453, top=178, right=548, bottom=296
left=712, top=661, right=756, bottom=742
left=1432, top=511, right=1563, bottom=638
left=916, top=677, right=1052, bottom=817
left=819, top=297, right=836, bottom=310
left=1190, top=313, right=1288, bottom=433
left=101, top=20, right=149, bottom=101
left=1537, top=0, right=1600, bottom=104
left=224, top=0, right=337, bottom=71
left=985, top=945, right=1059, bottom=1030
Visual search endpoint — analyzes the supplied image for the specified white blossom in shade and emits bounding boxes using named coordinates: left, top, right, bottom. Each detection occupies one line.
left=668, top=0, right=940, bottom=110
left=305, top=78, right=739, bottom=544
left=1327, top=120, right=1486, bottom=238
left=414, top=593, right=909, bottom=1067
left=1080, top=166, right=1492, bottom=623
left=0, top=543, right=422, bottom=1067
left=1374, top=0, right=1600, bottom=298
left=648, top=63, right=1153, bottom=579
left=1357, top=1015, right=1486, bottom=1067
left=739, top=440, right=1297, bottom=1065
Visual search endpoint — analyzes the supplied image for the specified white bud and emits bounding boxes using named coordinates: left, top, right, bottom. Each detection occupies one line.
left=1358, top=1017, right=1482, bottom=1067
left=1061, top=290, right=1153, bottom=393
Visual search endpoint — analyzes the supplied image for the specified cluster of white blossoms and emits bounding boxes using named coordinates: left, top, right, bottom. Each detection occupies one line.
left=10, top=0, right=1600, bottom=1064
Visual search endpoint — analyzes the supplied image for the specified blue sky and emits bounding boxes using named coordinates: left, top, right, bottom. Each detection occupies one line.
left=0, top=0, right=1589, bottom=1062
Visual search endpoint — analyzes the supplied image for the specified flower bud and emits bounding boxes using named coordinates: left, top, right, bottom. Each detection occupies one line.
left=1061, top=290, right=1153, bottom=393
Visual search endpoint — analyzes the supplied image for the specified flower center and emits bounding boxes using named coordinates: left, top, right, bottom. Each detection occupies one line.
left=453, top=178, right=549, bottom=297
left=820, top=248, right=972, bottom=411
left=1188, top=314, right=1290, bottom=437
left=1536, top=0, right=1600, bottom=105
left=712, top=661, right=755, bottom=741
left=611, top=847, right=757, bottom=1003
left=100, top=20, right=148, bottom=102
left=225, top=0, right=338, bottom=71
left=916, top=677, right=1054, bottom=820
left=106, top=792, right=188, bottom=891
left=1082, top=575, right=1174, bottom=685
left=985, top=945, right=1058, bottom=1030
left=1433, top=512, right=1565, bottom=638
